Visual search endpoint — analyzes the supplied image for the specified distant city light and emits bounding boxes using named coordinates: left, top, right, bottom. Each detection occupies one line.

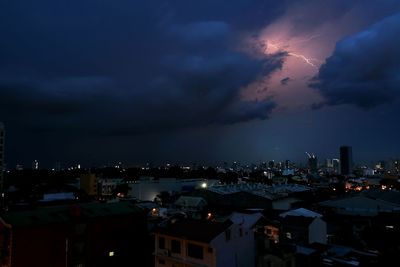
left=201, top=182, right=207, bottom=188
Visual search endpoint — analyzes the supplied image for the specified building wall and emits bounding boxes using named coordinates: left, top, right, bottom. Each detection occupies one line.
left=154, top=223, right=256, bottom=267
left=1, top=207, right=149, bottom=267
left=308, top=217, right=327, bottom=244
left=98, top=178, right=123, bottom=197
left=79, top=173, right=98, bottom=196
left=281, top=224, right=308, bottom=245
left=0, top=219, right=11, bottom=267
left=340, top=146, right=353, bottom=175
left=154, top=234, right=216, bottom=267
left=211, top=224, right=255, bottom=267
left=11, top=224, right=71, bottom=267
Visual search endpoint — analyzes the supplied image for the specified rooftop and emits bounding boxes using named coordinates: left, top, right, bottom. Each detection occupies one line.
left=174, top=196, right=207, bottom=207
left=229, top=212, right=263, bottom=229
left=1, top=201, right=143, bottom=227
left=280, top=208, right=322, bottom=218
left=153, top=219, right=232, bottom=243
left=207, top=183, right=311, bottom=200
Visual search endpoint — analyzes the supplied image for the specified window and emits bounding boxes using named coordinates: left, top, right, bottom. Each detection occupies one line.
left=73, top=242, right=85, bottom=255
left=286, top=232, right=292, bottom=239
left=187, top=243, right=203, bottom=259
left=239, top=228, right=243, bottom=237
left=158, top=237, right=165, bottom=249
left=75, top=223, right=86, bottom=235
left=171, top=240, right=181, bottom=254
left=208, top=247, right=213, bottom=253
left=158, top=259, right=165, bottom=265
left=225, top=229, right=231, bottom=241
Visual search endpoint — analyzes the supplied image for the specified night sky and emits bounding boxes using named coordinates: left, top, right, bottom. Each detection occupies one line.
left=1, top=0, right=400, bottom=168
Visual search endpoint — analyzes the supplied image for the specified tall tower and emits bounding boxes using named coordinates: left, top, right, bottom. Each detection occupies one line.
left=340, top=146, right=353, bottom=175
left=0, top=122, right=5, bottom=196
left=306, top=152, right=318, bottom=173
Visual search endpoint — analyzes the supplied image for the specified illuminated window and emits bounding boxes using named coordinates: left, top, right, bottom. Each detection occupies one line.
left=109, top=251, right=114, bottom=257
left=286, top=232, right=292, bottom=239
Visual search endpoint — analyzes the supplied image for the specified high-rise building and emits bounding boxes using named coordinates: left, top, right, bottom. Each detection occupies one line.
left=0, top=122, right=4, bottom=194
left=80, top=173, right=98, bottom=196
left=326, top=159, right=333, bottom=168
left=268, top=160, right=275, bottom=169
left=340, top=146, right=353, bottom=175
left=332, top=159, right=340, bottom=174
left=285, top=160, right=291, bottom=169
left=32, top=160, right=39, bottom=170
left=308, top=156, right=318, bottom=173
left=306, top=152, right=318, bottom=173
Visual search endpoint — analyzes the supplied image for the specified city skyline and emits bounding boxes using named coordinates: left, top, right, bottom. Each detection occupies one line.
left=1, top=1, right=400, bottom=166
left=3, top=143, right=398, bottom=171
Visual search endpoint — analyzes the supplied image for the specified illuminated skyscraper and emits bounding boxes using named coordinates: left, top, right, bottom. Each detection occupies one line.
left=306, top=152, right=317, bottom=173
left=32, top=160, right=39, bottom=170
left=340, top=146, right=353, bottom=175
left=332, top=159, right=340, bottom=174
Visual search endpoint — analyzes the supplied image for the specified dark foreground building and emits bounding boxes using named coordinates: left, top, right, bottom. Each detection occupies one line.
left=0, top=201, right=150, bottom=267
left=340, top=146, right=353, bottom=175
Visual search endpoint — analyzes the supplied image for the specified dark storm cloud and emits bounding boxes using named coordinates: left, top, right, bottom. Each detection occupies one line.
left=162, top=0, right=285, bottom=30
left=0, top=0, right=287, bottom=138
left=311, top=13, right=400, bottom=109
left=283, top=0, right=400, bottom=36
left=280, top=77, right=290, bottom=85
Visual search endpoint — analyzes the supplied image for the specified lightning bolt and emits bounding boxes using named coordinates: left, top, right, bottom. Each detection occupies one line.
left=291, top=34, right=322, bottom=45
left=287, top=52, right=317, bottom=68
left=265, top=40, right=320, bottom=68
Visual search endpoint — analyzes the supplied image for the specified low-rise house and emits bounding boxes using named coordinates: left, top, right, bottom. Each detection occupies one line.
left=279, top=208, right=327, bottom=245
left=153, top=217, right=257, bottom=267
left=174, top=196, right=207, bottom=213
left=97, top=178, right=124, bottom=197
left=319, top=190, right=400, bottom=217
